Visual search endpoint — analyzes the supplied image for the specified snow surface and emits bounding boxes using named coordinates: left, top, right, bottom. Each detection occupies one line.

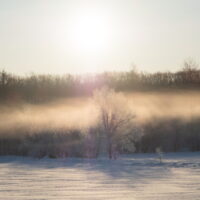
left=0, top=152, right=200, bottom=200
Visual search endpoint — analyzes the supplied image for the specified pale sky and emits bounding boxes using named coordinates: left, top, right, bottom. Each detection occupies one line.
left=0, top=0, right=200, bottom=75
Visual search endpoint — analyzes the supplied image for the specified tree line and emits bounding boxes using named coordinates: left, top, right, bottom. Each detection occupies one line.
left=1, top=117, right=200, bottom=158
left=0, top=60, right=200, bottom=103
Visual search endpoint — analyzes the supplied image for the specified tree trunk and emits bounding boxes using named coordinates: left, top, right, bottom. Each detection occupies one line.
left=107, top=136, right=113, bottom=159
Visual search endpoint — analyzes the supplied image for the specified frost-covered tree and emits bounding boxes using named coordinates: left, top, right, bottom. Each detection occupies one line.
left=93, top=87, right=136, bottom=159
left=118, top=126, right=143, bottom=153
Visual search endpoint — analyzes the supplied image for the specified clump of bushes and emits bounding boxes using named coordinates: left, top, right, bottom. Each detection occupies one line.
left=22, top=130, right=85, bottom=158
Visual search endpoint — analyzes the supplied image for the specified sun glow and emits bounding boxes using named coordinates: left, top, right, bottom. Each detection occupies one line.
left=71, top=16, right=108, bottom=52
left=67, top=8, right=112, bottom=55
left=54, top=4, right=116, bottom=73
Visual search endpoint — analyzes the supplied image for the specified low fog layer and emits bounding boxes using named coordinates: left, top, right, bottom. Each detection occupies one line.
left=0, top=97, right=98, bottom=135
left=0, top=91, right=200, bottom=135
left=126, top=91, right=200, bottom=123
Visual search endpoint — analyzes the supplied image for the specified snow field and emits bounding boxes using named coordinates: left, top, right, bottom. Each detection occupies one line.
left=0, top=152, right=200, bottom=200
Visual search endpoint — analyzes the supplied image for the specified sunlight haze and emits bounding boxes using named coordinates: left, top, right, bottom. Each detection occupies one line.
left=0, top=0, right=200, bottom=74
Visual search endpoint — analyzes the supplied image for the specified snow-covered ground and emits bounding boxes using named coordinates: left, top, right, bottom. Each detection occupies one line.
left=0, top=152, right=200, bottom=200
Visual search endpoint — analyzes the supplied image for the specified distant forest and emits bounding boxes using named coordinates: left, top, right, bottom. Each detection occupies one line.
left=1, top=61, right=200, bottom=158
left=0, top=60, right=200, bottom=103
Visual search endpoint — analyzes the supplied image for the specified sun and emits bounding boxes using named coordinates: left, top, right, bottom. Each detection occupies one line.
left=72, top=16, right=107, bottom=52
left=67, top=9, right=112, bottom=54
left=57, top=5, right=114, bottom=73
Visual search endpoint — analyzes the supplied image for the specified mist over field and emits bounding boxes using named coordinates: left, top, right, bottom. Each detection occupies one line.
left=127, top=91, right=200, bottom=122
left=0, top=97, right=98, bottom=134
left=1, top=90, right=200, bottom=133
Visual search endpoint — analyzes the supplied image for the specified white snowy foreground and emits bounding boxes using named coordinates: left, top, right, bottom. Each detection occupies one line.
left=0, top=152, right=200, bottom=200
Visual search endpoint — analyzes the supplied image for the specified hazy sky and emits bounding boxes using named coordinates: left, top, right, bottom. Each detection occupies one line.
left=0, top=0, right=200, bottom=74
